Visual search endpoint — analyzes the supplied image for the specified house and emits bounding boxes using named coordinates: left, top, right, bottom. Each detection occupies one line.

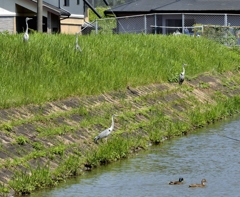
left=0, top=0, right=103, bottom=34
left=104, top=0, right=240, bottom=34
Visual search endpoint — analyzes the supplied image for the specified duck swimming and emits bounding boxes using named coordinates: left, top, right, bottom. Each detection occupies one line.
left=189, top=179, right=207, bottom=187
left=169, top=177, right=184, bottom=185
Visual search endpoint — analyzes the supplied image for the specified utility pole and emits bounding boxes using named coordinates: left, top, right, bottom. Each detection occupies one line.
left=37, top=0, right=43, bottom=32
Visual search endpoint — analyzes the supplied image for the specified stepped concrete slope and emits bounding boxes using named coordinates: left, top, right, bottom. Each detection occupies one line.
left=0, top=71, right=240, bottom=194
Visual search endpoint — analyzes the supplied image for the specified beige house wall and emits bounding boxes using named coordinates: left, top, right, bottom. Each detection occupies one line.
left=60, top=9, right=89, bottom=34
left=60, top=17, right=85, bottom=34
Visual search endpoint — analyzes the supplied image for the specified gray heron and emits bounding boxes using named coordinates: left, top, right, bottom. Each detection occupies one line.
left=169, top=177, right=184, bottom=185
left=75, top=33, right=82, bottom=52
left=189, top=179, right=207, bottom=187
left=179, top=64, right=187, bottom=85
left=23, top=17, right=32, bottom=42
left=94, top=114, right=118, bottom=144
left=127, top=86, right=139, bottom=95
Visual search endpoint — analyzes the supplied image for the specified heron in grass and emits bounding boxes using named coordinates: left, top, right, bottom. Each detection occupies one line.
left=94, top=114, right=118, bottom=144
left=75, top=33, right=82, bottom=52
left=23, top=17, right=32, bottom=42
left=127, top=86, right=139, bottom=95
left=179, top=64, right=187, bottom=85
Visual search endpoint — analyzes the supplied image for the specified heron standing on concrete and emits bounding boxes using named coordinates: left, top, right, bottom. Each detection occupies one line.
left=179, top=64, right=187, bottom=85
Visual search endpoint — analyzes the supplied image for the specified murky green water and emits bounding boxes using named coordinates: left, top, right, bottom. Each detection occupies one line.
left=29, top=116, right=240, bottom=197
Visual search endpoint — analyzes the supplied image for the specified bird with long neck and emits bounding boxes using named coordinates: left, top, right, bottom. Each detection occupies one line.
left=23, top=17, right=32, bottom=42
left=75, top=33, right=82, bottom=52
left=179, top=64, right=187, bottom=85
left=94, top=114, right=118, bottom=144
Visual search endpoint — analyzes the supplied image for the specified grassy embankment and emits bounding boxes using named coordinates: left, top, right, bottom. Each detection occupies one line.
left=0, top=33, right=240, bottom=196
left=0, top=33, right=239, bottom=108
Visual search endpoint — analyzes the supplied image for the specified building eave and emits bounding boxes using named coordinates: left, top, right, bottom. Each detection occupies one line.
left=0, top=7, right=16, bottom=17
left=28, top=0, right=71, bottom=17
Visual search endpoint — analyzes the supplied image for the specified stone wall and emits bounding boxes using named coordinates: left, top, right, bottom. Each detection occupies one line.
left=0, top=16, right=14, bottom=33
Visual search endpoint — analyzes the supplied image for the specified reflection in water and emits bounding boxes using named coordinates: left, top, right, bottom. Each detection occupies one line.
left=30, top=116, right=240, bottom=197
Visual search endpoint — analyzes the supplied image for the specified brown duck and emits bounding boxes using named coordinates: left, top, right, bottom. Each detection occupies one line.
left=189, top=179, right=207, bottom=187
left=169, top=177, right=184, bottom=185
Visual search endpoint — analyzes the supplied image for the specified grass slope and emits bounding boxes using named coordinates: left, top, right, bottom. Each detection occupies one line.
left=0, top=33, right=240, bottom=108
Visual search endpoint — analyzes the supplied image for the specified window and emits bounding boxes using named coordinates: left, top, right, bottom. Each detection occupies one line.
left=64, top=0, right=70, bottom=6
left=77, top=0, right=80, bottom=5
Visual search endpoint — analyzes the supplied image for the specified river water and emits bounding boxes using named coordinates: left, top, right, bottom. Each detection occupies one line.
left=29, top=116, right=240, bottom=197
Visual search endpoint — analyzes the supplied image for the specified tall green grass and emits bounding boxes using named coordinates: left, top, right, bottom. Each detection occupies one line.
left=0, top=33, right=239, bottom=108
left=9, top=164, right=54, bottom=195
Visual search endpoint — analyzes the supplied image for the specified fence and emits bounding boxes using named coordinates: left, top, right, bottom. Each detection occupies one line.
left=81, top=13, right=240, bottom=46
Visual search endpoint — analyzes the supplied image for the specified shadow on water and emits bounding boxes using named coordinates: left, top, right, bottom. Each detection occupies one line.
left=29, top=116, right=240, bottom=197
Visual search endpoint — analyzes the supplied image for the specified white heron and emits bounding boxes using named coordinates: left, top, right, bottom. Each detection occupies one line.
left=94, top=114, right=118, bottom=144
left=75, top=33, right=82, bottom=52
left=179, top=64, right=187, bottom=85
left=23, top=17, right=32, bottom=42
